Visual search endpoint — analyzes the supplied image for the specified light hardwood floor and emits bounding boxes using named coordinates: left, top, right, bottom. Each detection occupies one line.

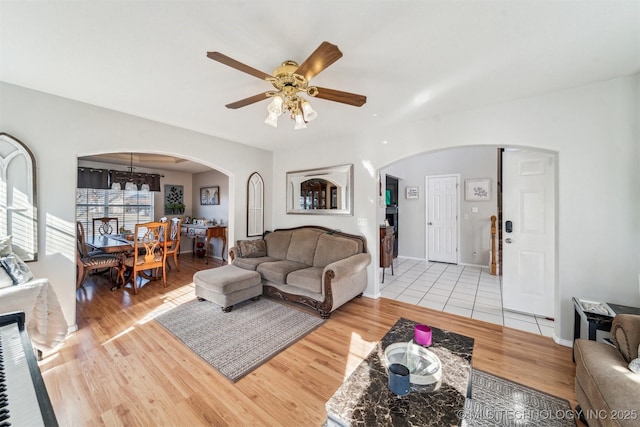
left=40, top=255, right=577, bottom=426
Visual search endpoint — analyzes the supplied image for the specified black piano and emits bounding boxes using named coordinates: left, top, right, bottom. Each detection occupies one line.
left=0, top=312, right=58, bottom=426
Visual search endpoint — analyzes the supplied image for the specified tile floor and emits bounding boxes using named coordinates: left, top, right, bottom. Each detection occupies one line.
left=380, top=258, right=555, bottom=337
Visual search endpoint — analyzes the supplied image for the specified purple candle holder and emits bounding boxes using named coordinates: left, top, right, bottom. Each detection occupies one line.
left=414, top=324, right=432, bottom=347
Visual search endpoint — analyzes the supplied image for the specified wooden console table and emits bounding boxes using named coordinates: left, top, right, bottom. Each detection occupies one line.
left=181, top=225, right=227, bottom=263
left=380, top=226, right=394, bottom=283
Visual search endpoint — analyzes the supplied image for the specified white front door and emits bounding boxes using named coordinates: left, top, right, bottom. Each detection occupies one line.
left=502, top=149, right=555, bottom=317
left=426, top=175, right=458, bottom=263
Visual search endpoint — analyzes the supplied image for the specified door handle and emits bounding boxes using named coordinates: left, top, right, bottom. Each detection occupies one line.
left=428, top=222, right=433, bottom=225
left=505, top=238, right=513, bottom=244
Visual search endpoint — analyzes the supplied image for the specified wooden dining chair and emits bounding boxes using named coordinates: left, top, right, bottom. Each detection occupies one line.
left=164, top=217, right=183, bottom=271
left=76, top=221, right=121, bottom=289
left=93, top=217, right=119, bottom=238
left=119, top=221, right=168, bottom=294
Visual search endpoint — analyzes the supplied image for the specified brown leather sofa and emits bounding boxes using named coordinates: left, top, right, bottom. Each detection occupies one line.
left=574, top=314, right=640, bottom=427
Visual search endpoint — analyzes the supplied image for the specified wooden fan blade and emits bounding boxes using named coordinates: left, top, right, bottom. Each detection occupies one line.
left=207, top=52, right=272, bottom=80
left=225, top=92, right=268, bottom=110
left=313, top=87, right=367, bottom=107
left=225, top=93, right=269, bottom=109
left=295, top=42, right=343, bottom=81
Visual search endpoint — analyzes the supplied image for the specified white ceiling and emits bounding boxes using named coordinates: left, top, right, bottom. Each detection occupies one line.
left=1, top=1, right=639, bottom=161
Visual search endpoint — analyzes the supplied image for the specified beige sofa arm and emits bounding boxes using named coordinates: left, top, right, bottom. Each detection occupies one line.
left=324, top=253, right=372, bottom=282
left=611, top=314, right=640, bottom=362
left=229, top=246, right=239, bottom=262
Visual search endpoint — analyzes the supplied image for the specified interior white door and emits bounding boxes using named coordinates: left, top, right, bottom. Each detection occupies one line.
left=426, top=175, right=458, bottom=263
left=502, top=149, right=555, bottom=317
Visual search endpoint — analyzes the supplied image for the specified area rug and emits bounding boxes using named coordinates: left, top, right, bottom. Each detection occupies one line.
left=155, top=297, right=325, bottom=382
left=463, top=369, right=576, bottom=427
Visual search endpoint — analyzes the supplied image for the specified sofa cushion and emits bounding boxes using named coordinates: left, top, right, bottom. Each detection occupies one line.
left=257, top=260, right=309, bottom=285
left=286, top=267, right=324, bottom=293
left=264, top=230, right=292, bottom=260
left=0, top=267, right=14, bottom=289
left=236, top=239, right=267, bottom=258
left=313, top=233, right=360, bottom=267
left=286, top=229, right=323, bottom=265
left=233, top=256, right=277, bottom=271
left=0, top=236, right=12, bottom=257
left=0, top=253, right=34, bottom=285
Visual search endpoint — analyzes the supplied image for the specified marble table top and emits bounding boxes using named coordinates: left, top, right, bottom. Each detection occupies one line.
left=326, top=318, right=474, bottom=426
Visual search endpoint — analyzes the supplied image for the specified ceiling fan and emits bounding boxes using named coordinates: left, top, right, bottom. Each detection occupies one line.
left=206, top=41, right=367, bottom=129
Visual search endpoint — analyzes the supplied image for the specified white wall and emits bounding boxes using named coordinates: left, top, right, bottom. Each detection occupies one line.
left=0, top=82, right=273, bottom=329
left=382, top=146, right=498, bottom=265
left=272, top=75, right=639, bottom=342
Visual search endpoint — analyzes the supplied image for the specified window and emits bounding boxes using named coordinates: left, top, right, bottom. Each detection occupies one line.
left=76, top=188, right=154, bottom=237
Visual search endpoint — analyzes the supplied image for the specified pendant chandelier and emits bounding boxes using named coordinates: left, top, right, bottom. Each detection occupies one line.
left=110, top=153, right=152, bottom=191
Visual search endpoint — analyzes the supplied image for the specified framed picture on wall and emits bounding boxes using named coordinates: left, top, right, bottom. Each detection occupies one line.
left=164, top=184, right=185, bottom=214
left=405, top=186, right=419, bottom=199
left=465, top=178, right=491, bottom=201
left=200, top=186, right=219, bottom=205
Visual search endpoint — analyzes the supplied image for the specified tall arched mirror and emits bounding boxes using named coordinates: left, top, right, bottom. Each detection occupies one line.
left=0, top=133, right=38, bottom=261
left=247, top=172, right=264, bottom=237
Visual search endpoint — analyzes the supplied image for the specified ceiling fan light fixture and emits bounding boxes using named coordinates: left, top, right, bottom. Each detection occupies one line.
left=301, top=100, right=317, bottom=122
left=264, top=112, right=279, bottom=128
left=208, top=42, right=367, bottom=130
left=294, top=113, right=307, bottom=130
left=267, top=95, right=283, bottom=115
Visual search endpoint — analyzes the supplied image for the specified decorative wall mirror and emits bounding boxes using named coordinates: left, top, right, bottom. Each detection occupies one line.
left=286, top=164, right=353, bottom=215
left=0, top=133, right=38, bottom=261
left=247, top=172, right=264, bottom=236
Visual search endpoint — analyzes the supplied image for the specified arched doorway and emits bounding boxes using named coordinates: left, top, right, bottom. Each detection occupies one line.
left=377, top=145, right=558, bottom=324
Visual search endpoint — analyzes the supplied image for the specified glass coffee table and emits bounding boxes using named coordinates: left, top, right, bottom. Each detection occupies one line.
left=326, top=318, right=474, bottom=426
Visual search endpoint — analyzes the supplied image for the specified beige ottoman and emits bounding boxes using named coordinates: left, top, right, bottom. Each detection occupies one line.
left=193, top=264, right=262, bottom=312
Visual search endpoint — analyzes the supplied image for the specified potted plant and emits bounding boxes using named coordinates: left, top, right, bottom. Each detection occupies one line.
left=165, top=202, right=185, bottom=214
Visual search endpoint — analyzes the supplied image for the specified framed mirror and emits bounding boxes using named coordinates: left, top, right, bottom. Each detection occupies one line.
left=0, top=133, right=38, bottom=261
left=247, top=172, right=264, bottom=236
left=286, top=164, right=353, bottom=215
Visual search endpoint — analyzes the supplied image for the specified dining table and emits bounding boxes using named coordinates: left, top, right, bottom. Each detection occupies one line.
left=85, top=235, right=134, bottom=254
left=85, top=235, right=139, bottom=290
left=86, top=233, right=175, bottom=291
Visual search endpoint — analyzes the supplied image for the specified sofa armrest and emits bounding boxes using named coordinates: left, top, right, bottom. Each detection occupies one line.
left=229, top=246, right=239, bottom=262
left=611, top=314, right=640, bottom=362
left=324, top=252, right=372, bottom=282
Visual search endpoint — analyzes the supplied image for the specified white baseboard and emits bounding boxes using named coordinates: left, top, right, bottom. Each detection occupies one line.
left=363, top=290, right=380, bottom=299
left=553, top=334, right=573, bottom=348
left=396, top=256, right=490, bottom=270
left=396, top=256, right=424, bottom=261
